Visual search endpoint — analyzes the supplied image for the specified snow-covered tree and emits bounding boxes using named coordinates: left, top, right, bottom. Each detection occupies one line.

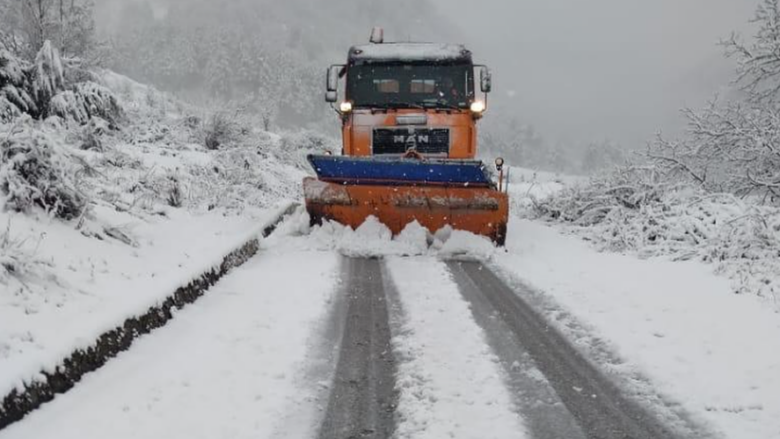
left=645, top=0, right=780, bottom=203
left=0, top=0, right=97, bottom=60
left=724, top=0, right=780, bottom=103
left=31, top=40, right=64, bottom=110
left=650, top=102, right=780, bottom=201
left=1, top=40, right=122, bottom=124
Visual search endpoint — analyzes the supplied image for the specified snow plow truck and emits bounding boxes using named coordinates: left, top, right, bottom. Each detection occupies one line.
left=303, top=28, right=509, bottom=245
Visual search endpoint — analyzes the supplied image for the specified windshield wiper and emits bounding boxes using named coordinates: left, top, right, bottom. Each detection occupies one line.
left=357, top=102, right=426, bottom=110
left=421, top=101, right=462, bottom=111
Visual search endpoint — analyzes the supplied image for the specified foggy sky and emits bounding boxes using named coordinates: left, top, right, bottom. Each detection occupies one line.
left=431, top=0, right=759, bottom=148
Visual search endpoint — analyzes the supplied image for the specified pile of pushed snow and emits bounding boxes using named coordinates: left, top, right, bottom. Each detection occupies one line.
left=273, top=208, right=498, bottom=260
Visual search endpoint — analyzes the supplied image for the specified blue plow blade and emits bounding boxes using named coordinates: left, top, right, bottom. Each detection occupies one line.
left=307, top=155, right=493, bottom=187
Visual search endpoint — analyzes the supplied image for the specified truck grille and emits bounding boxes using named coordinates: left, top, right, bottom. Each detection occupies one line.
left=372, top=128, right=450, bottom=155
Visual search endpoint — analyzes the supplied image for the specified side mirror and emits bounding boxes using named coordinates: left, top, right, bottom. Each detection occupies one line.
left=326, top=65, right=344, bottom=103
left=326, top=65, right=342, bottom=92
left=480, top=66, right=492, bottom=93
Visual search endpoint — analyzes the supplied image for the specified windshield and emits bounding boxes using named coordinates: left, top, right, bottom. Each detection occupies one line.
left=346, top=63, right=474, bottom=109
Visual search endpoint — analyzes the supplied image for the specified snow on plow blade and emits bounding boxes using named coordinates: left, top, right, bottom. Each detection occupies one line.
left=303, top=155, right=509, bottom=245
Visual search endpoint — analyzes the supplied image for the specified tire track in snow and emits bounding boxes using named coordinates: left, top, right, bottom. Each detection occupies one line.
left=448, top=260, right=684, bottom=439
left=447, top=261, right=588, bottom=439
left=385, top=256, right=529, bottom=439
left=317, top=257, right=398, bottom=439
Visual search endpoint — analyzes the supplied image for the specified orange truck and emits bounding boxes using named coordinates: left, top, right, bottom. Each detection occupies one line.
left=303, top=29, right=509, bottom=245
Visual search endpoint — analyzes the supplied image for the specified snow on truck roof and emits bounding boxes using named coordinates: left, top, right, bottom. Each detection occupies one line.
left=348, top=43, right=472, bottom=63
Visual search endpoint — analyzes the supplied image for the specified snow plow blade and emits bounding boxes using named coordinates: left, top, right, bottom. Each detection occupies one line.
left=303, top=155, right=509, bottom=245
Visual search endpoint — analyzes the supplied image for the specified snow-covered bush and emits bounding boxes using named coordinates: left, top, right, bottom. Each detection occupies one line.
left=0, top=47, right=30, bottom=87
left=276, top=129, right=339, bottom=170
left=1, top=41, right=121, bottom=125
left=49, top=82, right=123, bottom=125
left=74, top=116, right=110, bottom=151
left=0, top=97, right=22, bottom=122
left=279, top=129, right=335, bottom=152
left=0, top=48, right=36, bottom=120
left=532, top=165, right=666, bottom=226
left=0, top=121, right=87, bottom=220
left=530, top=165, right=780, bottom=298
left=203, top=111, right=242, bottom=150
left=0, top=220, right=43, bottom=288
left=166, top=174, right=183, bottom=208
left=48, top=90, right=88, bottom=123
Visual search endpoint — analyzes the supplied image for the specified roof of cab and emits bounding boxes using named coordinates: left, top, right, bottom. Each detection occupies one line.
left=348, top=43, right=472, bottom=64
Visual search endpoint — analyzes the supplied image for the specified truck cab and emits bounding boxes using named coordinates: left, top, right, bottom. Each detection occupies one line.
left=326, top=41, right=492, bottom=160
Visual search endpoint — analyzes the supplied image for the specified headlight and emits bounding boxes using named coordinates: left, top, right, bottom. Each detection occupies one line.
left=340, top=101, right=353, bottom=113
left=470, top=100, right=486, bottom=113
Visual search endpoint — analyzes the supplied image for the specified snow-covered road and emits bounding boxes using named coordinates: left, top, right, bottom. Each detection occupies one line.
left=3, top=215, right=779, bottom=438
left=1, top=246, right=536, bottom=439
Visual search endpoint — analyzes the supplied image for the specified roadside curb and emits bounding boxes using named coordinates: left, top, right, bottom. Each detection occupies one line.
left=0, top=203, right=298, bottom=431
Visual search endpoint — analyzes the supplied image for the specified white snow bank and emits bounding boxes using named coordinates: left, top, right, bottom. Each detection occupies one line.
left=0, top=249, right=339, bottom=439
left=495, top=219, right=780, bottom=439
left=272, top=208, right=498, bottom=260
left=387, top=257, right=528, bottom=439
left=0, top=204, right=275, bottom=399
left=525, top=168, right=780, bottom=302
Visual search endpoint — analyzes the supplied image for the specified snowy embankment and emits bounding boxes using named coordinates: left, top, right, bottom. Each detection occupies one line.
left=0, top=248, right=339, bottom=439
left=1, top=65, right=327, bottom=421
left=526, top=169, right=780, bottom=303
left=0, top=207, right=268, bottom=399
